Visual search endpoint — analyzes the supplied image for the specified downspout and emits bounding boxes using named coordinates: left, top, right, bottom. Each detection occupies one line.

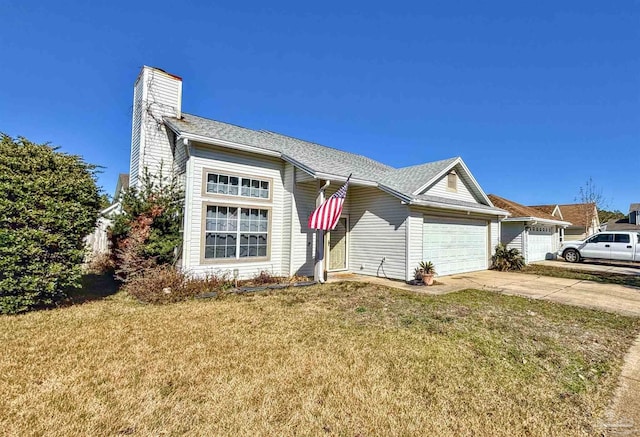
left=314, top=180, right=331, bottom=283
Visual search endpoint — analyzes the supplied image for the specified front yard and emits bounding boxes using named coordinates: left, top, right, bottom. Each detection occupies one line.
left=1, top=281, right=639, bottom=436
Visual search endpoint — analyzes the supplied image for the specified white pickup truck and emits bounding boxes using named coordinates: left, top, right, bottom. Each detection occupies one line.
left=558, top=231, right=640, bottom=263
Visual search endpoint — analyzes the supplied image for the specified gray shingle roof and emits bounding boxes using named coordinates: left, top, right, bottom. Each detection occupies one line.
left=378, top=157, right=457, bottom=195
left=164, top=113, right=504, bottom=213
left=165, top=113, right=392, bottom=182
left=630, top=203, right=640, bottom=213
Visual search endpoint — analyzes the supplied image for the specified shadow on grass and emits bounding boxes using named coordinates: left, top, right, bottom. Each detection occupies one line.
left=63, top=273, right=120, bottom=306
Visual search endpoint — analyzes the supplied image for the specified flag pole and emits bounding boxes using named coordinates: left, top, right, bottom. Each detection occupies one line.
left=311, top=174, right=351, bottom=284
left=314, top=180, right=330, bottom=283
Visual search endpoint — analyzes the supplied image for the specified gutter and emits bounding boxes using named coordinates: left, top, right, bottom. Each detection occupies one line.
left=502, top=217, right=571, bottom=226
left=409, top=198, right=510, bottom=216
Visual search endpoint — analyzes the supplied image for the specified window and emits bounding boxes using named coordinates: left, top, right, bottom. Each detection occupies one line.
left=204, top=205, right=269, bottom=260
left=206, top=172, right=269, bottom=199
left=447, top=172, right=457, bottom=191
left=614, top=234, right=630, bottom=244
left=588, top=234, right=613, bottom=243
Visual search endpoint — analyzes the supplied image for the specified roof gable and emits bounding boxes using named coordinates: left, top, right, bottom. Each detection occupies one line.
left=557, top=203, right=598, bottom=228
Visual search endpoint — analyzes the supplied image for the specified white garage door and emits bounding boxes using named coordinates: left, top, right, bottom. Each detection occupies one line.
left=527, top=226, right=554, bottom=262
left=423, top=216, right=488, bottom=276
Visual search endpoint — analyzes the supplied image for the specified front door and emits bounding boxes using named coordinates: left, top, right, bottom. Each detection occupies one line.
left=329, top=217, right=348, bottom=271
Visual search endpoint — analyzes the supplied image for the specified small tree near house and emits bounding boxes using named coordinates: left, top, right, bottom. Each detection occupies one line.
left=0, top=134, right=101, bottom=314
left=109, top=168, right=183, bottom=281
left=576, top=177, right=606, bottom=234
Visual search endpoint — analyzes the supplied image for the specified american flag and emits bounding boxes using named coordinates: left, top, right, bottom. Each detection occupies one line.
left=308, top=175, right=351, bottom=231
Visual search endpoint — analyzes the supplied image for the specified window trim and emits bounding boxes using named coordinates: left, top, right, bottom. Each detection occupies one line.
left=447, top=171, right=458, bottom=192
left=201, top=168, right=273, bottom=202
left=200, top=202, right=272, bottom=264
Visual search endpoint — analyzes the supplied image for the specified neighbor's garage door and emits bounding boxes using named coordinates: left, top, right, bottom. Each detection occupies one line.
left=423, top=216, right=488, bottom=276
left=527, top=225, right=554, bottom=262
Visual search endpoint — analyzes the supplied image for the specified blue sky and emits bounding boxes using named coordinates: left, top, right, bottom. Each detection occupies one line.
left=1, top=1, right=638, bottom=211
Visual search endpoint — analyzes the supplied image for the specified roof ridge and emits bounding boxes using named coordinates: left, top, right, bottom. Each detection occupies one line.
left=392, top=156, right=459, bottom=172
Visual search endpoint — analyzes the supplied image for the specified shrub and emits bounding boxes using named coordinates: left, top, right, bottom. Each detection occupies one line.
left=85, top=253, right=115, bottom=275
left=0, top=134, right=100, bottom=314
left=110, top=168, right=183, bottom=282
left=123, top=266, right=230, bottom=304
left=491, top=244, right=525, bottom=271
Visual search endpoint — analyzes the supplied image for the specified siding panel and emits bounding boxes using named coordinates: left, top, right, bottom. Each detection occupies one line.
left=424, top=171, right=477, bottom=203
left=349, top=187, right=408, bottom=280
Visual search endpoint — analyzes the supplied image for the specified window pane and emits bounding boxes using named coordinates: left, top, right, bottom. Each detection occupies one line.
left=258, top=235, right=267, bottom=245
left=615, top=234, right=630, bottom=243
left=230, top=176, right=239, bottom=186
left=206, top=234, right=215, bottom=245
left=248, top=246, right=257, bottom=257
left=251, top=180, right=260, bottom=189
left=206, top=219, right=217, bottom=231
left=215, top=246, right=225, bottom=258
left=208, top=174, right=218, bottom=184
left=261, top=181, right=269, bottom=190
left=219, top=175, right=228, bottom=184
left=205, top=246, right=214, bottom=258
left=229, top=186, right=239, bottom=195
left=257, top=246, right=267, bottom=257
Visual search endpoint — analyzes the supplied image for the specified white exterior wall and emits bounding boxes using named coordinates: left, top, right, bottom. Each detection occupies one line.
left=289, top=179, right=317, bottom=277
left=349, top=187, right=408, bottom=280
left=183, top=145, right=288, bottom=279
left=406, top=209, right=425, bottom=281
left=423, top=171, right=477, bottom=203
left=500, top=222, right=525, bottom=253
left=490, top=218, right=500, bottom=255
left=129, top=66, right=182, bottom=188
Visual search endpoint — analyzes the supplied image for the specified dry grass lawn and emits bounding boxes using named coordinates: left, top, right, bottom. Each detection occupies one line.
left=1, top=280, right=639, bottom=436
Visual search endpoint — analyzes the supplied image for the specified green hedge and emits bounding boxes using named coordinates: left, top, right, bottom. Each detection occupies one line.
left=0, top=134, right=100, bottom=314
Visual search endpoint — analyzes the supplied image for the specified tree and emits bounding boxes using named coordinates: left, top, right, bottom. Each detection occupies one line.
left=0, top=134, right=101, bottom=314
left=598, top=209, right=626, bottom=224
left=576, top=177, right=607, bottom=234
left=109, top=168, right=183, bottom=281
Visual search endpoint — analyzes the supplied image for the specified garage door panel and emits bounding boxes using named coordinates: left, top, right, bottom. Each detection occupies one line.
left=527, top=225, right=554, bottom=262
left=423, top=217, right=488, bottom=276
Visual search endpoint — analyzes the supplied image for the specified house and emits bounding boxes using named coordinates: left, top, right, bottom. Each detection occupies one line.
left=529, top=203, right=600, bottom=241
left=601, top=203, right=640, bottom=231
left=124, top=66, right=508, bottom=281
left=488, top=195, right=570, bottom=263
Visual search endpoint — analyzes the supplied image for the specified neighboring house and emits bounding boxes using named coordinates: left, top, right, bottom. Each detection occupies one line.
left=601, top=203, right=640, bottom=231
left=488, top=195, right=570, bottom=263
left=530, top=203, right=600, bottom=241
left=125, top=66, right=508, bottom=280
left=86, top=173, right=130, bottom=260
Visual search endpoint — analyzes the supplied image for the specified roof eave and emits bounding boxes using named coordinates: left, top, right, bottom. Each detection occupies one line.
left=409, top=198, right=509, bottom=216
left=502, top=216, right=571, bottom=226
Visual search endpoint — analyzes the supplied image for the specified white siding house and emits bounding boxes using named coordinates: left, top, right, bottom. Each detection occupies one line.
left=489, top=194, right=571, bottom=263
left=125, top=66, right=509, bottom=281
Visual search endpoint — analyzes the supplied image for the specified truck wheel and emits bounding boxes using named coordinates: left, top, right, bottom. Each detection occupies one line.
left=563, top=249, right=580, bottom=263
